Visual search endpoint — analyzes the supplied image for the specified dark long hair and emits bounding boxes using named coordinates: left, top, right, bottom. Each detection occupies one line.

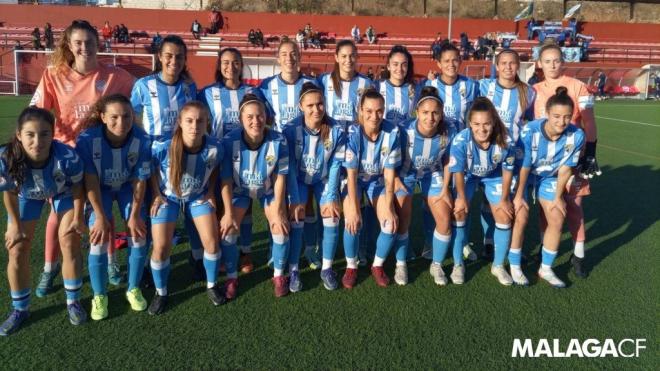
left=3, top=107, right=55, bottom=188
left=83, top=94, right=133, bottom=131
left=154, top=35, right=191, bottom=82
left=495, top=49, right=529, bottom=117
left=467, top=97, right=508, bottom=149
left=331, top=39, right=357, bottom=97
left=387, top=45, right=415, bottom=85
left=215, top=47, right=244, bottom=83
left=299, top=82, right=331, bottom=142
left=169, top=101, right=210, bottom=197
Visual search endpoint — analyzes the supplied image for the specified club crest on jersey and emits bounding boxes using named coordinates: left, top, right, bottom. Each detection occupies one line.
left=492, top=153, right=502, bottom=163
left=564, top=143, right=574, bottom=153
left=53, top=169, right=66, bottom=184
left=265, top=154, right=275, bottom=166
left=127, top=152, right=138, bottom=166
left=506, top=156, right=515, bottom=165
left=459, top=85, right=466, bottom=97
left=381, top=146, right=389, bottom=155
left=95, top=80, right=107, bottom=92
left=324, top=139, right=333, bottom=150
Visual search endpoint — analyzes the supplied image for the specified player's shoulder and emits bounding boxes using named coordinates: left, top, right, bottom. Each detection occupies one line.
left=52, top=140, right=79, bottom=159
left=152, top=138, right=172, bottom=153
left=453, top=127, right=471, bottom=143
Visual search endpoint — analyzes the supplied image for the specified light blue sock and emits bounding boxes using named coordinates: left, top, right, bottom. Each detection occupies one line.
left=272, top=234, right=289, bottom=275
left=10, top=288, right=30, bottom=311
left=88, top=243, right=109, bottom=295
left=508, top=248, right=522, bottom=267
left=394, top=233, right=409, bottom=262
left=63, top=278, right=82, bottom=303
left=451, top=221, right=466, bottom=266
left=303, top=215, right=318, bottom=252
left=288, top=222, right=304, bottom=270
left=321, top=217, right=339, bottom=261
left=480, top=202, right=495, bottom=245
left=343, top=227, right=360, bottom=261
left=185, top=215, right=203, bottom=260
left=432, top=230, right=451, bottom=264
left=203, top=251, right=220, bottom=288
left=541, top=247, right=558, bottom=268
left=221, top=235, right=239, bottom=278
left=375, top=230, right=396, bottom=260
left=238, top=215, right=253, bottom=253
left=493, top=223, right=512, bottom=266
left=127, top=237, right=147, bottom=291
left=150, top=258, right=170, bottom=296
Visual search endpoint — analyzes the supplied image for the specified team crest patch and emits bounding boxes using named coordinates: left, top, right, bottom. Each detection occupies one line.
left=324, top=139, right=333, bottom=150
left=448, top=156, right=457, bottom=167
left=564, top=143, right=574, bottom=153
left=492, top=153, right=502, bottom=163
left=265, top=154, right=275, bottom=166
left=459, top=86, right=466, bottom=97
left=381, top=146, right=389, bottom=155
left=505, top=156, right=515, bottom=165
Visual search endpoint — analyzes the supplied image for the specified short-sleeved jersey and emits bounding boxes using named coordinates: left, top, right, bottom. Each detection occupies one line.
left=131, top=73, right=197, bottom=138
left=282, top=116, right=345, bottom=185
left=449, top=128, right=515, bottom=179
left=520, top=119, right=585, bottom=179
left=479, top=78, right=536, bottom=143
left=152, top=136, right=223, bottom=202
left=399, top=118, right=455, bottom=180
left=30, top=64, right=134, bottom=146
left=0, top=141, right=83, bottom=200
left=198, top=82, right=254, bottom=139
left=318, top=73, right=373, bottom=125
left=75, top=125, right=152, bottom=192
left=259, top=74, right=317, bottom=132
left=344, top=120, right=401, bottom=183
left=423, top=75, right=479, bottom=132
left=221, top=128, right=290, bottom=200
left=533, top=76, right=594, bottom=131
left=375, top=79, right=419, bottom=126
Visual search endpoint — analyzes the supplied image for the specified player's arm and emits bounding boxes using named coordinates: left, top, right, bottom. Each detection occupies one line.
left=127, top=179, right=147, bottom=240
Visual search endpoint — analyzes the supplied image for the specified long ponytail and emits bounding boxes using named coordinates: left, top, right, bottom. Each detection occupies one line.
left=467, top=97, right=509, bottom=149
left=169, top=101, right=210, bottom=197
left=495, top=50, right=529, bottom=118
left=331, top=39, right=357, bottom=97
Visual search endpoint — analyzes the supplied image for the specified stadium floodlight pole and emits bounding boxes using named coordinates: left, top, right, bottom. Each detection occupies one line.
left=448, top=0, right=453, bottom=42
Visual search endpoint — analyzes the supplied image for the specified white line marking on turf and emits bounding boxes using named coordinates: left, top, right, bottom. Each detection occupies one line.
left=596, top=115, right=660, bottom=127
left=600, top=144, right=660, bottom=161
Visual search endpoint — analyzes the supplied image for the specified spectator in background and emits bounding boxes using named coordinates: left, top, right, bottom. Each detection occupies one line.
left=366, top=25, right=376, bottom=44
left=366, top=67, right=374, bottom=80
left=248, top=29, right=257, bottom=46
left=255, top=29, right=265, bottom=48
left=527, top=68, right=542, bottom=86
left=151, top=32, right=162, bottom=53
left=296, top=29, right=306, bottom=50
left=31, top=27, right=43, bottom=50
left=460, top=32, right=472, bottom=59
left=112, top=25, right=120, bottom=44
left=526, top=18, right=536, bottom=40
left=568, top=17, right=578, bottom=38
left=596, top=71, right=607, bottom=100
left=191, top=20, right=201, bottom=40
left=119, top=24, right=129, bottom=44
left=351, top=25, right=361, bottom=43
left=379, top=65, right=388, bottom=80
left=431, top=33, right=445, bottom=60
left=44, top=23, right=54, bottom=50
left=654, top=74, right=660, bottom=100
left=304, top=23, right=312, bottom=37
left=209, top=7, right=222, bottom=34
left=14, top=40, right=23, bottom=51
left=308, top=31, right=321, bottom=49
left=501, top=36, right=512, bottom=50
left=101, top=21, right=113, bottom=52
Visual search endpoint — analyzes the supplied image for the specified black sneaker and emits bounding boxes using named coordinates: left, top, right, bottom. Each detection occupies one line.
left=482, top=243, right=494, bottom=262
left=570, top=254, right=587, bottom=278
left=206, top=286, right=227, bottom=306
left=141, top=266, right=154, bottom=289
left=148, top=294, right=168, bottom=315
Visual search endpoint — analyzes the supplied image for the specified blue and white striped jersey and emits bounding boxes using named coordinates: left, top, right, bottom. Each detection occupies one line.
left=479, top=78, right=535, bottom=143
left=221, top=128, right=291, bottom=200
left=343, top=120, right=402, bottom=183
left=520, top=119, right=585, bottom=179
left=318, top=73, right=373, bottom=125
left=130, top=73, right=197, bottom=138
left=423, top=75, right=479, bottom=132
left=282, top=116, right=345, bottom=187
left=399, top=118, right=455, bottom=180
left=449, top=128, right=515, bottom=178
left=152, top=136, right=223, bottom=202
left=259, top=74, right=317, bottom=132
left=76, top=125, right=152, bottom=192
left=198, top=82, right=254, bottom=140
left=375, top=79, right=419, bottom=126
left=0, top=141, right=83, bottom=199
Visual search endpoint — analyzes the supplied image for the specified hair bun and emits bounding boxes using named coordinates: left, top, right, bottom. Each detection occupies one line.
left=419, top=86, right=439, bottom=99
left=555, top=86, right=569, bottom=97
